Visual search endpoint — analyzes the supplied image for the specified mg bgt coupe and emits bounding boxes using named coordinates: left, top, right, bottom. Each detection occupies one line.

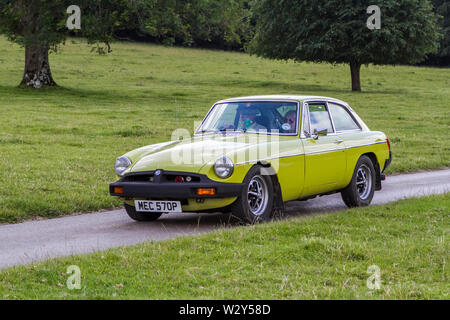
left=110, top=95, right=392, bottom=223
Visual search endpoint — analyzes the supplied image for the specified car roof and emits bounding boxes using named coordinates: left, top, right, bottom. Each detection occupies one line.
left=218, top=95, right=349, bottom=106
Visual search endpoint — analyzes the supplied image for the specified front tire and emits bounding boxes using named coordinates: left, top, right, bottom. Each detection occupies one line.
left=231, top=166, right=274, bottom=224
left=124, top=203, right=163, bottom=222
left=341, top=156, right=376, bottom=208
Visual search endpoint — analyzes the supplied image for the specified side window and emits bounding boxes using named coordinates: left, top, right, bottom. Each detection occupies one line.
left=302, top=104, right=310, bottom=135
left=328, top=103, right=360, bottom=131
left=308, top=103, right=333, bottom=134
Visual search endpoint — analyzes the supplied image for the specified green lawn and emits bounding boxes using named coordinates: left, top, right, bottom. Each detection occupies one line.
left=0, top=195, right=448, bottom=300
left=0, top=37, right=449, bottom=223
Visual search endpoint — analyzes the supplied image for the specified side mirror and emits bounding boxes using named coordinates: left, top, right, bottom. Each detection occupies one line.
left=312, top=128, right=328, bottom=140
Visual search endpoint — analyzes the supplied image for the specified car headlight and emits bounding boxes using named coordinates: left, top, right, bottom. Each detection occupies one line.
left=115, top=156, right=132, bottom=176
left=214, top=157, right=234, bottom=179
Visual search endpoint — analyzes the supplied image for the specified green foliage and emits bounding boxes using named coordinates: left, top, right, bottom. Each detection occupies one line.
left=141, top=0, right=252, bottom=48
left=0, top=0, right=145, bottom=53
left=249, top=0, right=441, bottom=66
left=0, top=0, right=68, bottom=51
left=432, top=0, right=450, bottom=57
left=80, top=0, right=145, bottom=53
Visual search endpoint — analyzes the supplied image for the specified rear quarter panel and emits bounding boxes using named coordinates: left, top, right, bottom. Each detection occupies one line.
left=342, top=131, right=390, bottom=187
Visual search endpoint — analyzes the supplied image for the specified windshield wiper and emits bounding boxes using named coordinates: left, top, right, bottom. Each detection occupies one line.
left=199, top=128, right=240, bottom=134
left=220, top=128, right=248, bottom=134
left=198, top=129, right=216, bottom=134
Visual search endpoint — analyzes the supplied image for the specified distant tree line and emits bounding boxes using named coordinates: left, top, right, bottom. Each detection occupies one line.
left=115, top=0, right=253, bottom=50
left=119, top=0, right=448, bottom=66
left=420, top=0, right=450, bottom=66
left=0, top=0, right=447, bottom=89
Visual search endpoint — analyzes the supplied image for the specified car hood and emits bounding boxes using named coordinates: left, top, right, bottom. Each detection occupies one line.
left=125, top=133, right=281, bottom=174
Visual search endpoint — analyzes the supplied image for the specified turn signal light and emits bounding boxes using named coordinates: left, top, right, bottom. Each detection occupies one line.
left=114, top=187, right=124, bottom=194
left=197, top=188, right=216, bottom=196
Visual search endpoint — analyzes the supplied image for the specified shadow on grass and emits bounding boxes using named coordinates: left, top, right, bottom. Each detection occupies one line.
left=192, top=79, right=406, bottom=95
left=0, top=85, right=152, bottom=103
left=0, top=79, right=406, bottom=106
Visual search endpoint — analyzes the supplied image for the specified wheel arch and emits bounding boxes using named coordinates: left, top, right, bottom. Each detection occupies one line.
left=361, top=152, right=382, bottom=191
left=255, top=161, right=284, bottom=211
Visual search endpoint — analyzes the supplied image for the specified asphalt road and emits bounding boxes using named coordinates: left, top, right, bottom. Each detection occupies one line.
left=0, top=169, right=449, bottom=269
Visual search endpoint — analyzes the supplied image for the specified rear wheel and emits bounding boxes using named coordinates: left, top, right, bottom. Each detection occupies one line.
left=341, top=156, right=376, bottom=207
left=124, top=203, right=163, bottom=222
left=231, top=166, right=274, bottom=223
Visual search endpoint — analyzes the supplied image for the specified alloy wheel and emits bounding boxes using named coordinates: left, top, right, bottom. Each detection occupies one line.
left=356, top=164, right=372, bottom=200
left=247, top=175, right=269, bottom=216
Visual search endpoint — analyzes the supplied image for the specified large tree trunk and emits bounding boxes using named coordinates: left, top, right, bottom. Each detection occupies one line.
left=20, top=44, right=56, bottom=88
left=350, top=62, right=361, bottom=92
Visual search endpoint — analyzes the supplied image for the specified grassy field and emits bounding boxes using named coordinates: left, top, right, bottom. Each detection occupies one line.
left=0, top=37, right=449, bottom=223
left=0, top=195, right=448, bottom=300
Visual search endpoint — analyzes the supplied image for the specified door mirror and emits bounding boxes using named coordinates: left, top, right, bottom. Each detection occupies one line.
left=312, top=128, right=328, bottom=140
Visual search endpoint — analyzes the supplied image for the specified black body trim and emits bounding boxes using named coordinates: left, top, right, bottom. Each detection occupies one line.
left=383, top=151, right=393, bottom=172
left=110, top=170, right=244, bottom=199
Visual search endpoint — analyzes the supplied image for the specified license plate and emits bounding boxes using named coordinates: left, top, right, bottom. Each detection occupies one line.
left=135, top=200, right=182, bottom=213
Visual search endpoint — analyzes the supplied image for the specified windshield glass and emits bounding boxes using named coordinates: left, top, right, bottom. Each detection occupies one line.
left=196, top=101, right=299, bottom=135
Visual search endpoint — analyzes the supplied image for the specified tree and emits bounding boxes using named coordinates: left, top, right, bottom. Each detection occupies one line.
left=249, top=0, right=441, bottom=91
left=0, top=0, right=144, bottom=88
left=431, top=0, right=450, bottom=63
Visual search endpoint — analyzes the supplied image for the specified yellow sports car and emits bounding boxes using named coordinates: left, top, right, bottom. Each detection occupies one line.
left=110, top=95, right=392, bottom=223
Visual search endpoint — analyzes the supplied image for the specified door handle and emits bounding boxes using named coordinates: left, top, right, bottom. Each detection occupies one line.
left=335, top=140, right=344, bottom=144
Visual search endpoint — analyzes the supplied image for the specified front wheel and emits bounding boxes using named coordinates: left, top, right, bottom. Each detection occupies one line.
left=341, top=156, right=376, bottom=208
left=124, top=203, right=163, bottom=222
left=231, top=166, right=274, bottom=224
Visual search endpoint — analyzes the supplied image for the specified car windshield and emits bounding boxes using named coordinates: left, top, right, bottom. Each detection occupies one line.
left=196, top=101, right=299, bottom=135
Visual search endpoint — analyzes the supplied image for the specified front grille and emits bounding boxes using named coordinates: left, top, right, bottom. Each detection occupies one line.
left=123, top=174, right=154, bottom=182
left=122, top=172, right=201, bottom=183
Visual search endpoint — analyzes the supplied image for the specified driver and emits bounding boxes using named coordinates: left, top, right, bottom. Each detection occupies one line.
left=283, top=110, right=297, bottom=133
left=239, top=108, right=266, bottom=131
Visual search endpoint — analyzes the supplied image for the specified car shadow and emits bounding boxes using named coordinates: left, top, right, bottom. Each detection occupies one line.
left=122, top=193, right=348, bottom=230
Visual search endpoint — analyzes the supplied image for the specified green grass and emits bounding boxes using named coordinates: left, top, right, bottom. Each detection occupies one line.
left=0, top=37, right=449, bottom=223
left=0, top=195, right=448, bottom=300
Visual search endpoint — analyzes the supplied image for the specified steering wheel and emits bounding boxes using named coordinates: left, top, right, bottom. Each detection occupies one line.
left=272, top=109, right=285, bottom=132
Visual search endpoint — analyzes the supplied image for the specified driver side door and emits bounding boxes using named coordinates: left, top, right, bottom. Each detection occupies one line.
left=301, top=102, right=347, bottom=196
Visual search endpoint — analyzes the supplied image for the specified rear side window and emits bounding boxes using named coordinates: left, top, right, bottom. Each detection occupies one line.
left=329, top=103, right=360, bottom=131
left=308, top=104, right=333, bottom=134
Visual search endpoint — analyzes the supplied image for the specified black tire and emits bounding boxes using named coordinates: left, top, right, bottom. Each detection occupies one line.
left=124, top=203, right=163, bottom=222
left=231, top=166, right=274, bottom=224
left=341, top=155, right=376, bottom=208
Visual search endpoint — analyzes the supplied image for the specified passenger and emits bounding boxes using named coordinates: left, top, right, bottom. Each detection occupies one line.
left=283, top=110, right=297, bottom=133
left=239, top=108, right=266, bottom=131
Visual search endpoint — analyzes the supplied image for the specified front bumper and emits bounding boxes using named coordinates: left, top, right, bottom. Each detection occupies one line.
left=110, top=170, right=244, bottom=199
